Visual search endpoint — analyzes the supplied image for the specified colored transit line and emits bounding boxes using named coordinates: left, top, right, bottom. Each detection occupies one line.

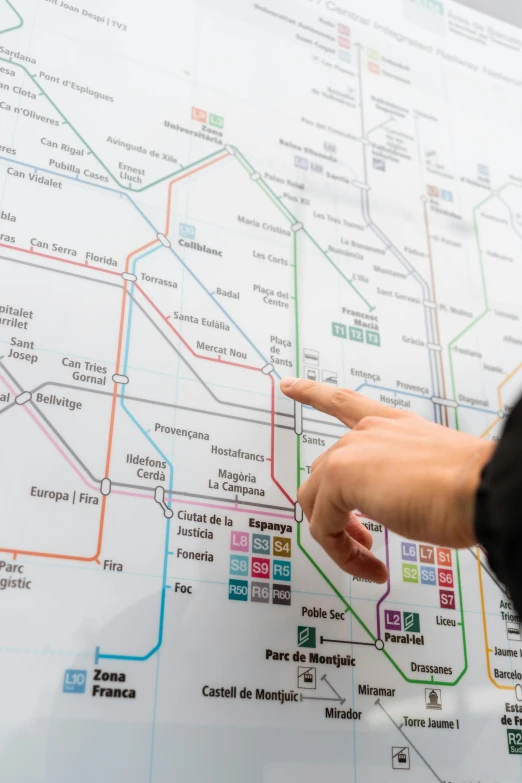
left=0, top=0, right=23, bottom=35
left=476, top=547, right=515, bottom=693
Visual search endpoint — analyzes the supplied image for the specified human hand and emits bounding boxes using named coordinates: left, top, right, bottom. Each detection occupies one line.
left=281, top=378, right=495, bottom=583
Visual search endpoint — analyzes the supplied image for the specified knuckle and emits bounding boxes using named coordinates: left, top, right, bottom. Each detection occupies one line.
left=342, top=545, right=363, bottom=570
left=297, top=485, right=312, bottom=515
left=330, top=387, right=357, bottom=410
left=354, top=415, right=381, bottom=431
left=309, top=523, right=320, bottom=542
left=327, top=449, right=348, bottom=476
left=310, top=455, right=322, bottom=472
left=392, top=408, right=417, bottom=421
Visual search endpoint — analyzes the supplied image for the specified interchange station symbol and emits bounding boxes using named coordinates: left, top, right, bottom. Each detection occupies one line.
left=298, top=626, right=316, bottom=648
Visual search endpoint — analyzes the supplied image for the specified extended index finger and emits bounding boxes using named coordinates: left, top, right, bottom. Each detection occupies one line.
left=280, top=378, right=408, bottom=428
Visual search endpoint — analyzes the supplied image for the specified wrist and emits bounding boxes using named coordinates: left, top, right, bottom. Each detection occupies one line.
left=453, top=440, right=495, bottom=547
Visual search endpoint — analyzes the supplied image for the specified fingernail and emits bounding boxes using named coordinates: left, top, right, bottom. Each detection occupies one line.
left=280, top=377, right=300, bottom=390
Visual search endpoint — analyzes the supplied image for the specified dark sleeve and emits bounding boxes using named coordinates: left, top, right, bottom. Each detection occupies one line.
left=475, top=396, right=522, bottom=618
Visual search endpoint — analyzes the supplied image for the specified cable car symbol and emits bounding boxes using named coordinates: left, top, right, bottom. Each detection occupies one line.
left=392, top=746, right=410, bottom=769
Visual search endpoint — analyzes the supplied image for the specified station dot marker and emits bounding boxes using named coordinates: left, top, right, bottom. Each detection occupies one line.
left=164, top=508, right=174, bottom=519
left=375, top=639, right=384, bottom=651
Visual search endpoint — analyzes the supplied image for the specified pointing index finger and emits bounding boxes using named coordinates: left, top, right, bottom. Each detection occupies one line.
left=280, top=378, right=408, bottom=428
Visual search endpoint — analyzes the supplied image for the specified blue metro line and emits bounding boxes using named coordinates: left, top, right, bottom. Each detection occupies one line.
left=96, top=245, right=172, bottom=663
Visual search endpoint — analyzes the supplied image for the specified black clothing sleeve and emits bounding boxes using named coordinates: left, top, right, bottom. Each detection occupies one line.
left=475, top=396, right=522, bottom=618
